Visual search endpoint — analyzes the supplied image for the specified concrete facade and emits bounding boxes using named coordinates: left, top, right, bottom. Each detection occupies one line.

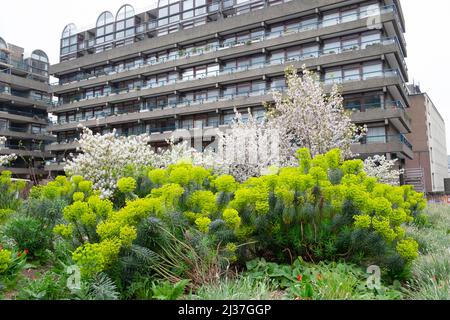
left=406, top=86, right=448, bottom=193
left=47, top=0, right=412, bottom=175
left=0, top=36, right=54, bottom=180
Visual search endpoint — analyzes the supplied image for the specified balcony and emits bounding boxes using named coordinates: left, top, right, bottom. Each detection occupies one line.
left=49, top=67, right=407, bottom=132
left=0, top=126, right=55, bottom=141
left=49, top=86, right=282, bottom=132
left=0, top=110, right=49, bottom=124
left=0, top=166, right=46, bottom=176
left=44, top=161, right=66, bottom=172
left=46, top=140, right=80, bottom=152
left=51, top=38, right=405, bottom=113
left=0, top=86, right=55, bottom=108
left=53, top=9, right=404, bottom=88
left=0, top=143, right=52, bottom=158
left=54, top=2, right=402, bottom=74
left=351, top=134, right=413, bottom=159
left=348, top=100, right=411, bottom=133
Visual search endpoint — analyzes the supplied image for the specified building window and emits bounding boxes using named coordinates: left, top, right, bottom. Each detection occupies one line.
left=116, top=5, right=136, bottom=41
left=61, top=24, right=78, bottom=55
left=363, top=62, right=383, bottom=79
left=367, top=127, right=386, bottom=143
left=343, top=67, right=360, bottom=81
left=96, top=11, right=115, bottom=45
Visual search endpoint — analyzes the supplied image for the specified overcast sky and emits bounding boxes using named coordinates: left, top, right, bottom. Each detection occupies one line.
left=1, top=0, right=449, bottom=150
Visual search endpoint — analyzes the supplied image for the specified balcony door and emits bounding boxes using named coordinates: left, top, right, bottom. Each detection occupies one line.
left=367, top=127, right=386, bottom=143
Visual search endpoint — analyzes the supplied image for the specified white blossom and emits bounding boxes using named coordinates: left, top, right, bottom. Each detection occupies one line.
left=363, top=155, right=404, bottom=186
left=64, top=127, right=222, bottom=197
left=269, top=65, right=366, bottom=163
left=65, top=65, right=369, bottom=192
left=0, top=136, right=17, bottom=166
left=215, top=109, right=282, bottom=181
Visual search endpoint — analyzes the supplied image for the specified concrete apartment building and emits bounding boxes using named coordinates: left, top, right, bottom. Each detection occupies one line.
left=0, top=36, right=54, bottom=179
left=46, top=0, right=412, bottom=174
left=405, top=84, right=448, bottom=193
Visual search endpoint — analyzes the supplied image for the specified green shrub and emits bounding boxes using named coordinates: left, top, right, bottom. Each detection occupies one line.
left=404, top=204, right=450, bottom=300
left=0, top=246, right=28, bottom=277
left=17, top=271, right=71, bottom=300
left=245, top=258, right=403, bottom=300
left=39, top=149, right=426, bottom=282
left=0, top=171, right=25, bottom=211
left=406, top=253, right=450, bottom=300
left=0, top=209, right=14, bottom=223
left=117, top=177, right=137, bottom=194
left=18, top=197, right=67, bottom=228
left=4, top=216, right=52, bottom=257
left=227, top=148, right=424, bottom=272
left=0, top=249, right=12, bottom=273
left=151, top=279, right=190, bottom=300
left=191, top=275, right=278, bottom=300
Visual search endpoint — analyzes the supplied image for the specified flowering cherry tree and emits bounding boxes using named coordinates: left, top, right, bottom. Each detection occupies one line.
left=0, top=136, right=16, bottom=166
left=215, top=110, right=281, bottom=181
left=65, top=65, right=369, bottom=193
left=65, top=127, right=221, bottom=197
left=363, top=155, right=404, bottom=186
left=269, top=65, right=365, bottom=164
left=215, top=65, right=366, bottom=180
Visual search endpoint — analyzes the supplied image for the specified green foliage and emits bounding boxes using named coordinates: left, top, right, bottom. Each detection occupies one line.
left=0, top=148, right=430, bottom=300
left=151, top=279, right=190, bottom=300
left=19, top=197, right=67, bottom=228
left=53, top=152, right=424, bottom=278
left=191, top=275, right=278, bottom=300
left=188, top=190, right=217, bottom=215
left=0, top=247, right=28, bottom=278
left=406, top=253, right=450, bottom=300
left=245, top=258, right=403, bottom=300
left=0, top=209, right=14, bottom=223
left=17, top=271, right=70, bottom=300
left=213, top=175, right=237, bottom=193
left=0, top=249, right=11, bottom=273
left=195, top=217, right=212, bottom=233
left=404, top=204, right=450, bottom=300
left=117, top=177, right=137, bottom=194
left=396, top=239, right=419, bottom=261
left=222, top=209, right=241, bottom=229
left=31, top=175, right=96, bottom=204
left=72, top=239, right=122, bottom=278
left=4, top=216, right=52, bottom=257
left=82, top=273, right=120, bottom=300
left=0, top=171, right=25, bottom=211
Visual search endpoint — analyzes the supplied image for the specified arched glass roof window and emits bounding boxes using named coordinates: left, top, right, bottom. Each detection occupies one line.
left=31, top=50, right=49, bottom=63
left=62, top=23, right=77, bottom=38
left=96, top=11, right=115, bottom=45
left=116, top=5, right=135, bottom=40
left=30, top=49, right=49, bottom=78
left=0, top=36, right=7, bottom=50
left=61, top=24, right=78, bottom=56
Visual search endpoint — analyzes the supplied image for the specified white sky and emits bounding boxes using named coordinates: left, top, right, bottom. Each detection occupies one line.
left=0, top=0, right=449, bottom=150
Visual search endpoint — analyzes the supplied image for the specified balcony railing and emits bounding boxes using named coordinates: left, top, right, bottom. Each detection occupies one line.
left=3, top=143, right=46, bottom=152
left=51, top=86, right=285, bottom=126
left=55, top=39, right=403, bottom=108
left=324, top=69, right=400, bottom=85
left=0, top=108, right=48, bottom=120
left=0, top=126, right=29, bottom=133
left=0, top=86, right=55, bottom=106
left=52, top=66, right=403, bottom=126
left=56, top=3, right=400, bottom=84
left=345, top=100, right=405, bottom=111
left=361, top=134, right=412, bottom=150
left=63, top=3, right=402, bottom=59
